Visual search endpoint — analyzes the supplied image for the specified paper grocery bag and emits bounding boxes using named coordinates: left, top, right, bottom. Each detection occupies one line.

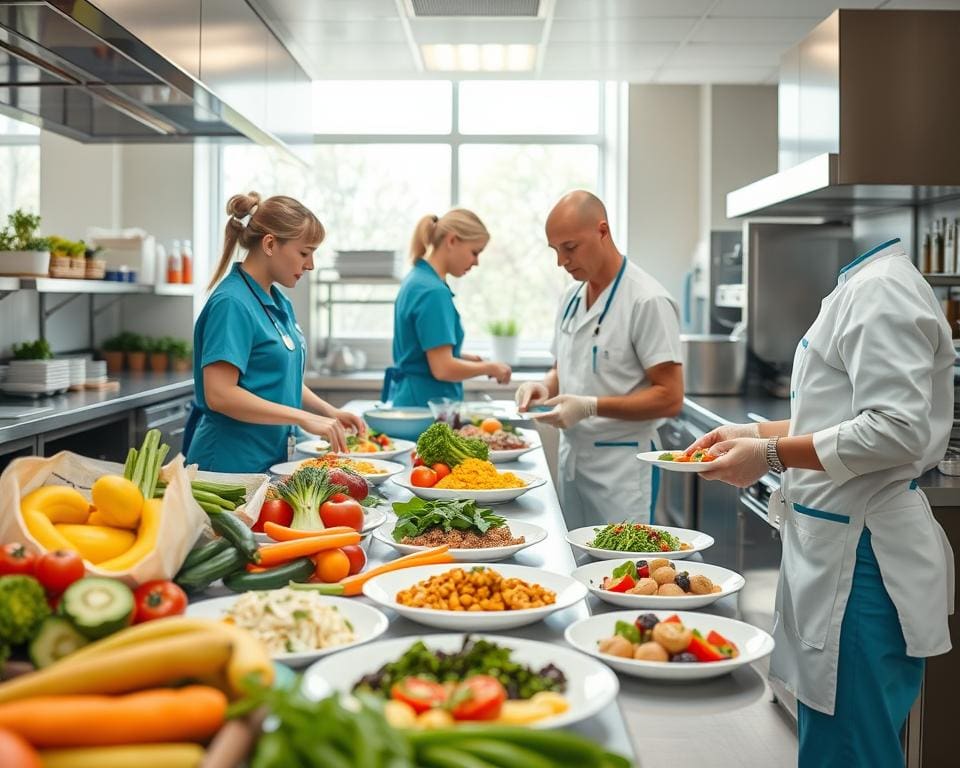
left=0, top=450, right=206, bottom=587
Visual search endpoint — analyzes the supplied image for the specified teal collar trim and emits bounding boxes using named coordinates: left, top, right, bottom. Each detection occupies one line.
left=838, top=237, right=900, bottom=277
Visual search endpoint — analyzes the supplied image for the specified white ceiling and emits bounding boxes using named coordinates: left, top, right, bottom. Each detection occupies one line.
left=253, top=0, right=960, bottom=84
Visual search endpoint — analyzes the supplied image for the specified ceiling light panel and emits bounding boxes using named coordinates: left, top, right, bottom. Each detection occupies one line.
left=421, top=43, right=536, bottom=70
left=408, top=0, right=541, bottom=17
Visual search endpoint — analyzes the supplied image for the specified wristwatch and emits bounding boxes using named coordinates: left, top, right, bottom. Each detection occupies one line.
left=766, top=437, right=785, bottom=472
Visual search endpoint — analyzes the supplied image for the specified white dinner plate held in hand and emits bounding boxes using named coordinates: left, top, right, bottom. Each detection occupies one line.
left=635, top=450, right=718, bottom=472
left=565, top=524, right=714, bottom=561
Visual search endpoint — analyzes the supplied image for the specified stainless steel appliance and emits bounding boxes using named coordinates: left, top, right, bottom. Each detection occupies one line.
left=709, top=232, right=743, bottom=335
left=680, top=334, right=746, bottom=395
left=134, top=396, right=192, bottom=457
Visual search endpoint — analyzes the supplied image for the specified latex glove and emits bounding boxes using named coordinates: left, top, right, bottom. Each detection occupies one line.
left=515, top=381, right=550, bottom=412
left=700, top=438, right=769, bottom=488
left=530, top=394, right=598, bottom=429
left=685, top=422, right=759, bottom=455
left=335, top=409, right=366, bottom=437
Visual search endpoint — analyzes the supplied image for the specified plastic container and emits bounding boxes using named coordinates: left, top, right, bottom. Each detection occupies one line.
left=167, top=239, right=182, bottom=284
left=181, top=240, right=193, bottom=284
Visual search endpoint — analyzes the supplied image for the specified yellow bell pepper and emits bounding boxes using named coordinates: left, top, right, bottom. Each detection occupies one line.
left=97, top=498, right=161, bottom=571
left=20, top=485, right=90, bottom=524
left=90, top=475, right=143, bottom=530
left=54, top=524, right=136, bottom=564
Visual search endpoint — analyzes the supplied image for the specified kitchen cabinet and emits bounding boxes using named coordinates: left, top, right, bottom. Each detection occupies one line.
left=0, top=436, right=36, bottom=474
left=39, top=413, right=131, bottom=464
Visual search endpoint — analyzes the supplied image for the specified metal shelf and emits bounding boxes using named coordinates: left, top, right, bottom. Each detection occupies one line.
left=21, top=278, right=151, bottom=294
left=316, top=270, right=400, bottom=286
left=924, top=274, right=960, bottom=286
left=153, top=284, right=196, bottom=296
left=314, top=273, right=401, bottom=356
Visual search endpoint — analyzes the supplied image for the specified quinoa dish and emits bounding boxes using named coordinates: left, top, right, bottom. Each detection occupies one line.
left=400, top=525, right=525, bottom=549
left=434, top=458, right=525, bottom=490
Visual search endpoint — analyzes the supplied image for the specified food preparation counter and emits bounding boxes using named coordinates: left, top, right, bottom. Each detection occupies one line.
left=305, top=369, right=547, bottom=395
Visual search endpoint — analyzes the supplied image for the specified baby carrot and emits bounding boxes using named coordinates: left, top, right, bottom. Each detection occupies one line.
left=256, top=531, right=361, bottom=567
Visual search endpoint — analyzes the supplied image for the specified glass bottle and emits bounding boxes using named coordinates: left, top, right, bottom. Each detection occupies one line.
left=921, top=226, right=932, bottom=273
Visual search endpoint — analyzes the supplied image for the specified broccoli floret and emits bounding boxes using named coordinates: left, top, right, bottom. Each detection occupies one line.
left=416, top=423, right=489, bottom=467
left=0, top=575, right=51, bottom=661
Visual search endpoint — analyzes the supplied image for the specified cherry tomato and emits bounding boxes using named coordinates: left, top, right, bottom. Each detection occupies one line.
left=449, top=675, right=507, bottom=721
left=313, top=548, right=351, bottom=583
left=34, top=550, right=84, bottom=595
left=0, top=728, right=41, bottom=768
left=340, top=544, right=366, bottom=576
left=391, top=677, right=448, bottom=714
left=253, top=499, right=293, bottom=532
left=431, top=463, right=451, bottom=481
left=0, top=543, right=36, bottom=576
left=411, top=451, right=424, bottom=467
left=133, top=580, right=188, bottom=623
left=410, top=466, right=438, bottom=488
left=319, top=496, right=364, bottom=532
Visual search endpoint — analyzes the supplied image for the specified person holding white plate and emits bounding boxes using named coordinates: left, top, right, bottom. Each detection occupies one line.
left=687, top=238, right=954, bottom=768
left=515, top=191, right=684, bottom=529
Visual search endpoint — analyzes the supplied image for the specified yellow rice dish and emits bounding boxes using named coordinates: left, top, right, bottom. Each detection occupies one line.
left=434, top=458, right=525, bottom=490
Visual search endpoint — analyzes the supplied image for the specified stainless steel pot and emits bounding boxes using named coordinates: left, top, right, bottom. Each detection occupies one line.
left=680, top=334, right=746, bottom=395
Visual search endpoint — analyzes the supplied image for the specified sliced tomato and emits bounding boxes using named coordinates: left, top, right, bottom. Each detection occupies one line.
left=448, top=675, right=507, bottom=721
left=253, top=499, right=293, bottom=532
left=0, top=543, right=36, bottom=576
left=133, top=580, right=187, bottom=623
left=391, top=677, right=448, bottom=714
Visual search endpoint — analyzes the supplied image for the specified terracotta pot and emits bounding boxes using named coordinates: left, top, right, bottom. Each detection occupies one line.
left=148, top=352, right=169, bottom=373
left=171, top=357, right=191, bottom=373
left=127, top=351, right=147, bottom=373
left=101, top=350, right=124, bottom=375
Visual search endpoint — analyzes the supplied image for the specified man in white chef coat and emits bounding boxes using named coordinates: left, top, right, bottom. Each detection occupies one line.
left=516, top=190, right=684, bottom=529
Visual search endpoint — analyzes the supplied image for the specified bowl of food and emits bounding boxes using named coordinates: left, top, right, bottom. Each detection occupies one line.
left=363, top=407, right=434, bottom=441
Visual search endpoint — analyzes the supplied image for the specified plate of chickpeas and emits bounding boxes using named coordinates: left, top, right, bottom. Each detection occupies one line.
left=362, top=564, right=588, bottom=631
left=571, top=559, right=745, bottom=610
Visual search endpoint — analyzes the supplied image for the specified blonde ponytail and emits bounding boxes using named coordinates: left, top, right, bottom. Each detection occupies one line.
left=409, top=208, right=489, bottom=263
left=209, top=192, right=325, bottom=290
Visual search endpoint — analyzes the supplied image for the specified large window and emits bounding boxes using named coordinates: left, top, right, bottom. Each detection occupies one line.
left=220, top=80, right=609, bottom=357
left=0, top=115, right=40, bottom=220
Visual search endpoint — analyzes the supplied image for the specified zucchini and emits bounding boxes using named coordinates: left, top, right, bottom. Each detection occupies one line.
left=180, top=538, right=233, bottom=572
left=59, top=578, right=135, bottom=640
left=29, top=616, right=89, bottom=668
left=208, top=510, right=259, bottom=563
left=223, top=558, right=315, bottom=592
left=175, top=546, right=247, bottom=592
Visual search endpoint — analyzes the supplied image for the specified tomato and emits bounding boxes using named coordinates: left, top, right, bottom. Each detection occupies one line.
left=431, top=463, right=451, bottom=481
left=0, top=728, right=41, bottom=768
left=313, top=548, right=350, bottom=583
left=375, top=433, right=391, bottom=447
left=253, top=499, right=293, bottom=532
left=340, top=544, right=366, bottom=576
left=133, top=580, right=188, bottom=623
left=480, top=418, right=503, bottom=435
left=449, top=675, right=507, bottom=721
left=34, top=550, right=84, bottom=595
left=0, top=543, right=36, bottom=576
left=327, top=467, right=369, bottom=502
left=411, top=466, right=438, bottom=488
left=411, top=451, right=424, bottom=467
left=391, top=677, right=448, bottom=714
left=319, top=496, right=364, bottom=532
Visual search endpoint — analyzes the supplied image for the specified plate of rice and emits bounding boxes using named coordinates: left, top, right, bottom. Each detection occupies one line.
left=392, top=459, right=545, bottom=504
left=186, top=587, right=389, bottom=667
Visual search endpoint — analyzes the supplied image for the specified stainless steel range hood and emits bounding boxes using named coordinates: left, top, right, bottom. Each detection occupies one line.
left=727, top=10, right=960, bottom=219
left=0, top=0, right=310, bottom=154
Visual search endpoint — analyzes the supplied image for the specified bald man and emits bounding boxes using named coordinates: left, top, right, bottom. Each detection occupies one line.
left=516, top=191, right=684, bottom=528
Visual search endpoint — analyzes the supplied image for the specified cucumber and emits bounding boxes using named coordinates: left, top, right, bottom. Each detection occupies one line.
left=207, top=510, right=259, bottom=563
left=29, top=616, right=89, bottom=668
left=59, top=577, right=135, bottom=640
left=175, top=546, right=247, bottom=592
left=222, top=558, right=315, bottom=592
left=180, top=538, right=233, bottom=572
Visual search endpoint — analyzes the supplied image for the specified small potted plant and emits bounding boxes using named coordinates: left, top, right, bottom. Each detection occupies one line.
left=100, top=334, right=125, bottom=375
left=168, top=338, right=192, bottom=373
left=487, top=318, right=519, bottom=366
left=123, top=333, right=147, bottom=373
left=0, top=209, right=51, bottom=277
left=12, top=339, right=53, bottom=361
left=147, top=337, right=170, bottom=374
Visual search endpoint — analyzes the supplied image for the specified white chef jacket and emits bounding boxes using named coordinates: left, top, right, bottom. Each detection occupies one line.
left=769, top=237, right=955, bottom=715
left=551, top=258, right=682, bottom=529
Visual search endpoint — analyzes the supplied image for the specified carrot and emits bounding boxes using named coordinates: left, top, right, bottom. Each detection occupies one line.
left=0, top=686, right=226, bottom=747
left=263, top=522, right=356, bottom=541
left=256, top=531, right=361, bottom=567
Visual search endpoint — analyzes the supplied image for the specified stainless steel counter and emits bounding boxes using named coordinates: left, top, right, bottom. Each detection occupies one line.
left=305, top=369, right=546, bottom=394
left=0, top=373, right=194, bottom=447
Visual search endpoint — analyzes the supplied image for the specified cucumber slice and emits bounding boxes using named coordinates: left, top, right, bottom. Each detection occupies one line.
left=29, top=616, right=90, bottom=668
left=59, top=577, right=135, bottom=639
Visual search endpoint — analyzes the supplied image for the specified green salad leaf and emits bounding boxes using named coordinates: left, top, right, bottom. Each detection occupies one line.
left=391, top=497, right=505, bottom=541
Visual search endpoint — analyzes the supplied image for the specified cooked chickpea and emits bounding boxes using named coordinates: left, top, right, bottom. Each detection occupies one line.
left=395, top=567, right=556, bottom=612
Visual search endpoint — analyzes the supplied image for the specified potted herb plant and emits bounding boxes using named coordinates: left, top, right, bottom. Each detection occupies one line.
left=100, top=335, right=125, bottom=375
left=487, top=318, right=520, bottom=366
left=168, top=338, right=192, bottom=373
left=0, top=209, right=51, bottom=277
left=147, top=337, right=170, bottom=374
left=123, top=333, right=147, bottom=373
left=12, top=339, right=53, bottom=361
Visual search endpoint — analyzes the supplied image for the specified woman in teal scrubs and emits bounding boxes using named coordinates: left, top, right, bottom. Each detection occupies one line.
left=386, top=209, right=512, bottom=407
left=185, top=191, right=364, bottom=473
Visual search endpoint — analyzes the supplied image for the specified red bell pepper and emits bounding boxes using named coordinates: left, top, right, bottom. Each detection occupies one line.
left=603, top=573, right=636, bottom=593
left=687, top=634, right=728, bottom=662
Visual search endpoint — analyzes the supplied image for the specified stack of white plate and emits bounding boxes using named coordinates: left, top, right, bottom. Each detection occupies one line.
left=333, top=250, right=403, bottom=279
left=64, top=358, right=87, bottom=388
left=0, top=365, right=8, bottom=384
left=1, top=360, right=71, bottom=396
left=85, top=360, right=107, bottom=386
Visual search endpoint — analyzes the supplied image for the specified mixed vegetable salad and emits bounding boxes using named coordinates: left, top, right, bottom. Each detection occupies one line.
left=657, top=449, right=715, bottom=463
left=588, top=523, right=691, bottom=553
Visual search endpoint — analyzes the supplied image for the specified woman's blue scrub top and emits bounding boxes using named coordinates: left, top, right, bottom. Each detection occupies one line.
left=186, top=263, right=305, bottom=473
left=390, top=259, right=464, bottom=407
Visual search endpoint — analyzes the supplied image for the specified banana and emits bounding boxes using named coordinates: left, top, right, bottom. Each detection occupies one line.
left=96, top=498, right=161, bottom=572
left=22, top=508, right=78, bottom=554
left=21, top=485, right=91, bottom=524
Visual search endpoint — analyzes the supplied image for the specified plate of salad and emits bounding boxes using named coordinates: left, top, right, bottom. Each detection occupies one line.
left=564, top=610, right=774, bottom=681
left=636, top=449, right=718, bottom=472
left=373, top=497, right=547, bottom=562
left=296, top=434, right=415, bottom=461
left=300, top=633, right=619, bottom=730
left=565, top=522, right=713, bottom=561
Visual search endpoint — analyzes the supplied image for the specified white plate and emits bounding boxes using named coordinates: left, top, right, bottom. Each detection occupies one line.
left=185, top=592, right=389, bottom=667
left=362, top=562, right=586, bottom=631
left=636, top=450, right=717, bottom=472
left=295, top=438, right=416, bottom=462
left=251, top=506, right=387, bottom=544
left=300, top=633, right=619, bottom=730
left=270, top=458, right=405, bottom=486
left=564, top=610, right=774, bottom=681
left=571, top=559, right=745, bottom=609
left=392, top=470, right=545, bottom=504
left=565, top=525, right=713, bottom=561
left=487, top=430, right=541, bottom=463
left=372, top=519, right=548, bottom=562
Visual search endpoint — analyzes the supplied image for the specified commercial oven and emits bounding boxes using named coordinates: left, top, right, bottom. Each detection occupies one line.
left=133, top=396, right=192, bottom=457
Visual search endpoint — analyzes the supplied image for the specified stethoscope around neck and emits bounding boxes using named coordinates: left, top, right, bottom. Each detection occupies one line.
left=238, top=267, right=297, bottom=352
left=559, top=256, right=627, bottom=372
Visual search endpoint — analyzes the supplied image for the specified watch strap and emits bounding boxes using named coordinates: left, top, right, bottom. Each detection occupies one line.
left=766, top=437, right=785, bottom=472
